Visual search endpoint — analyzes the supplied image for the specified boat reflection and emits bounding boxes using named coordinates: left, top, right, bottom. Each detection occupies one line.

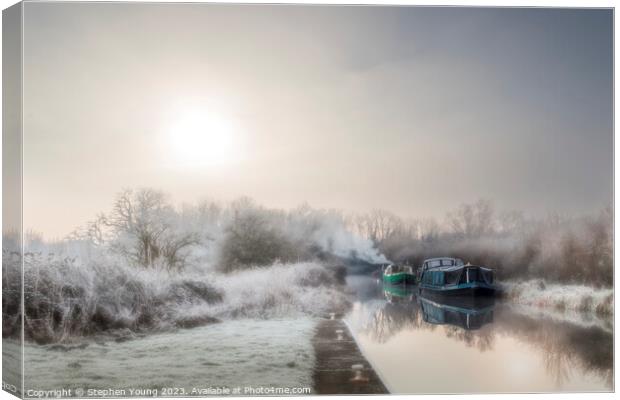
left=417, top=295, right=495, bottom=331
left=383, top=284, right=415, bottom=304
left=378, top=284, right=496, bottom=333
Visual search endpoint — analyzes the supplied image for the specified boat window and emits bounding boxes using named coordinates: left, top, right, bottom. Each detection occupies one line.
left=428, top=260, right=442, bottom=268
left=391, top=265, right=407, bottom=273
left=441, top=259, right=455, bottom=266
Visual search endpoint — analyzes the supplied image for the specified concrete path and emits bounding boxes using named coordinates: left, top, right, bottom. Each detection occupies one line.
left=312, top=318, right=389, bottom=395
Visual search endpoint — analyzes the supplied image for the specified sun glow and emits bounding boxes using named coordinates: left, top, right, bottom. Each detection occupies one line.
left=168, top=111, right=239, bottom=168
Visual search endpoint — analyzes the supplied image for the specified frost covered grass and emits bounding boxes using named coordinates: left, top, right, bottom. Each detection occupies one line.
left=501, top=279, right=614, bottom=317
left=210, top=262, right=350, bottom=319
left=3, top=251, right=348, bottom=344
left=17, top=318, right=316, bottom=393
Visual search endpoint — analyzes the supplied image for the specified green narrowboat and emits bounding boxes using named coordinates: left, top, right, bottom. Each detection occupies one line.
left=382, top=264, right=416, bottom=285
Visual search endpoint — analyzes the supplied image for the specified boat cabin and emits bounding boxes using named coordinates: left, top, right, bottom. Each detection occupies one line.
left=418, top=256, right=495, bottom=295
left=384, top=264, right=413, bottom=275
left=420, top=257, right=464, bottom=272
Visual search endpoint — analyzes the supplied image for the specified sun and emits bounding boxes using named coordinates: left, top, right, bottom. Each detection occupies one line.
left=168, top=111, right=238, bottom=168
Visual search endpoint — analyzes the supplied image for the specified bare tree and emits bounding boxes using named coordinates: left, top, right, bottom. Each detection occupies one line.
left=419, top=218, right=440, bottom=242
left=67, top=213, right=109, bottom=246
left=107, top=188, right=198, bottom=269
left=447, top=199, right=495, bottom=238
left=354, top=209, right=403, bottom=243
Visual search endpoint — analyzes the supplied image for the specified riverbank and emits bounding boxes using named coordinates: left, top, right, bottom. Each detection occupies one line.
left=500, top=279, right=613, bottom=317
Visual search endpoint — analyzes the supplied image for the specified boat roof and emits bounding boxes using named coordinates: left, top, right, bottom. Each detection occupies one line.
left=427, top=265, right=464, bottom=272
left=423, top=263, right=494, bottom=272
left=422, top=257, right=462, bottom=263
left=385, top=264, right=412, bottom=272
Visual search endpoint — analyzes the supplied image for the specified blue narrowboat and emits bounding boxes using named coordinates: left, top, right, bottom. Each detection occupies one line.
left=418, top=257, right=495, bottom=297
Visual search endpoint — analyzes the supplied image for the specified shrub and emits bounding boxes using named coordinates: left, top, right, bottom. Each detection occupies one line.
left=217, top=211, right=299, bottom=272
left=3, top=253, right=223, bottom=344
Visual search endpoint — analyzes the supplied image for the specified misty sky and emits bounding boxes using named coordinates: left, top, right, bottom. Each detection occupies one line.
left=21, top=3, right=613, bottom=238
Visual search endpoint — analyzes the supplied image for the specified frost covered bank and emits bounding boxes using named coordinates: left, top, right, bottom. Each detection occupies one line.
left=3, top=257, right=349, bottom=344
left=501, top=279, right=613, bottom=317
left=3, top=189, right=381, bottom=344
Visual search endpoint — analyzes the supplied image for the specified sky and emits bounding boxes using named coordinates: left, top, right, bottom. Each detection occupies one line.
left=20, top=3, right=613, bottom=238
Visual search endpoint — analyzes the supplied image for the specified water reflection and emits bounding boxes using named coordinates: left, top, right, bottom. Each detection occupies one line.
left=383, top=285, right=415, bottom=303
left=346, top=277, right=612, bottom=393
left=417, top=295, right=494, bottom=331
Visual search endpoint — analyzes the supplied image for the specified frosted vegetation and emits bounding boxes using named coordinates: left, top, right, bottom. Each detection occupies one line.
left=2, top=189, right=612, bottom=344
left=502, top=279, right=613, bottom=318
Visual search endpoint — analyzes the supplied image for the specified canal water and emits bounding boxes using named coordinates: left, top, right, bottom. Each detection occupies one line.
left=344, top=276, right=613, bottom=394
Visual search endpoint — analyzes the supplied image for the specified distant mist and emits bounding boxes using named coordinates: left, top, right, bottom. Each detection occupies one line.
left=12, top=189, right=613, bottom=286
